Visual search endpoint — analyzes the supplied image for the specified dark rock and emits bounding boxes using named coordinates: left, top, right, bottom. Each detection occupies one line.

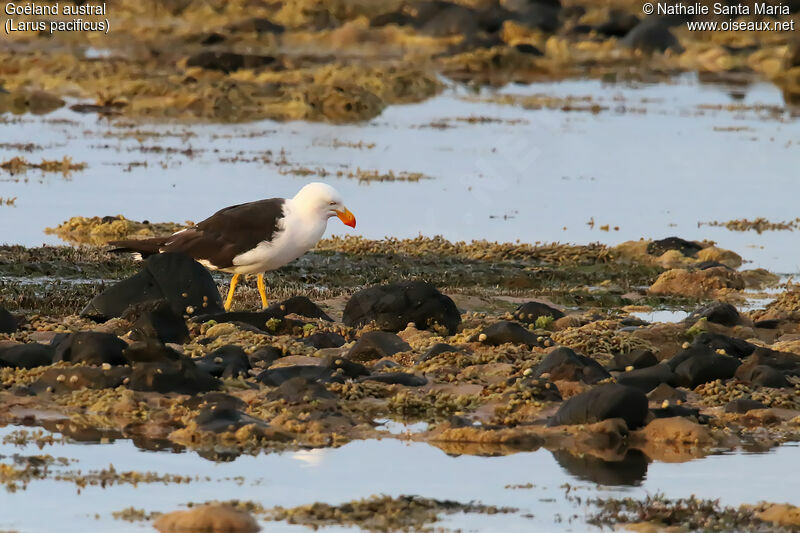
left=303, top=331, right=346, bottom=349
left=82, top=253, right=224, bottom=321
left=370, top=11, right=416, bottom=27
left=609, top=349, right=658, bottom=371
left=265, top=377, right=335, bottom=403
left=647, top=383, right=687, bottom=403
left=346, top=331, right=411, bottom=362
left=512, top=301, right=564, bottom=324
left=53, top=332, right=128, bottom=366
left=0, top=307, right=18, bottom=333
left=754, top=319, right=780, bottom=329
left=195, top=345, right=251, bottom=378
left=696, top=261, right=731, bottom=271
left=418, top=3, right=479, bottom=36
left=123, top=339, right=182, bottom=363
left=621, top=19, right=683, bottom=53
left=181, top=392, right=246, bottom=411
left=268, top=296, right=332, bottom=321
left=248, top=346, right=284, bottom=367
left=552, top=449, right=648, bottom=486
left=786, top=39, right=800, bottom=68
left=343, top=281, right=461, bottom=335
left=479, top=321, right=543, bottom=347
left=666, top=345, right=706, bottom=370
left=620, top=317, right=649, bottom=327
left=126, top=300, right=190, bottom=344
left=615, top=363, right=677, bottom=393
left=740, top=365, right=789, bottom=388
left=195, top=309, right=305, bottom=335
left=11, top=385, right=35, bottom=396
left=548, top=384, right=649, bottom=428
left=594, top=10, right=639, bottom=37
left=690, top=332, right=755, bottom=359
left=129, top=357, right=220, bottom=395
left=199, top=32, right=226, bottom=45
left=48, top=333, right=70, bottom=347
left=31, top=366, right=130, bottom=394
left=646, top=236, right=701, bottom=257
left=0, top=343, right=54, bottom=369
left=688, top=302, right=740, bottom=327
left=256, top=365, right=341, bottom=387
left=193, top=405, right=278, bottom=436
left=669, top=346, right=741, bottom=388
left=513, top=43, right=544, bottom=56
left=186, top=51, right=276, bottom=73
left=737, top=347, right=800, bottom=376
left=514, top=3, right=560, bottom=32
left=476, top=4, right=514, bottom=33
left=358, top=372, right=428, bottom=386
left=257, top=355, right=368, bottom=386
left=533, top=347, right=610, bottom=383
left=225, top=17, right=285, bottom=34
left=322, top=355, right=369, bottom=378
left=417, top=342, right=459, bottom=362
left=724, top=398, right=767, bottom=414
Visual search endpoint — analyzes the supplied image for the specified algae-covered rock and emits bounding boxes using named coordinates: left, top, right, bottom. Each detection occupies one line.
left=154, top=505, right=260, bottom=532
left=0, top=307, right=18, bottom=333
left=478, top=321, right=543, bottom=347
left=533, top=346, right=610, bottom=383
left=548, top=384, right=648, bottom=428
left=346, top=331, right=411, bottom=362
left=0, top=343, right=54, bottom=369
left=343, top=280, right=461, bottom=334
left=81, top=253, right=225, bottom=320
left=638, top=416, right=713, bottom=445
left=648, top=267, right=744, bottom=299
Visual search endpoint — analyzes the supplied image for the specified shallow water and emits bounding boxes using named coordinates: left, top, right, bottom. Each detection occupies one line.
left=1, top=74, right=799, bottom=273
left=1, top=424, right=799, bottom=532
left=2, top=76, right=800, bottom=531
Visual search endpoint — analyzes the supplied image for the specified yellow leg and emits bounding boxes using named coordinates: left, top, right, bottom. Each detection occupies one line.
left=257, top=273, right=269, bottom=309
left=224, top=273, right=240, bottom=312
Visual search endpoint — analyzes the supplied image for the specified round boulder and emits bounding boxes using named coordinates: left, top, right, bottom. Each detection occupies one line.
left=343, top=281, right=460, bottom=334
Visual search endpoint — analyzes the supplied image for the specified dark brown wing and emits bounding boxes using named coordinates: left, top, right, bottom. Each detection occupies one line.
left=159, top=198, right=286, bottom=268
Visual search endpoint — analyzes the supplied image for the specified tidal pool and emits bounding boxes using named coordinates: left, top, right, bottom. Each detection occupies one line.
left=1, top=74, right=799, bottom=273
left=1, top=74, right=799, bottom=532
left=1, top=425, right=799, bottom=532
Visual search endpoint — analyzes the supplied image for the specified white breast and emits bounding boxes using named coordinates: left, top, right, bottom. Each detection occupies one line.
left=228, top=201, right=327, bottom=274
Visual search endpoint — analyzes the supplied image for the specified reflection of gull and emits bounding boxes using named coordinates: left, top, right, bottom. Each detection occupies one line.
left=291, top=449, right=326, bottom=467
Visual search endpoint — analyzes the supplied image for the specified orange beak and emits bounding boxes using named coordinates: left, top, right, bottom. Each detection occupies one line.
left=336, top=207, right=356, bottom=228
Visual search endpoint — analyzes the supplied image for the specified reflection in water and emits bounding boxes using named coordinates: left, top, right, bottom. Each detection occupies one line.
left=38, top=419, right=186, bottom=453
left=552, top=448, right=649, bottom=486
left=291, top=448, right=327, bottom=467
